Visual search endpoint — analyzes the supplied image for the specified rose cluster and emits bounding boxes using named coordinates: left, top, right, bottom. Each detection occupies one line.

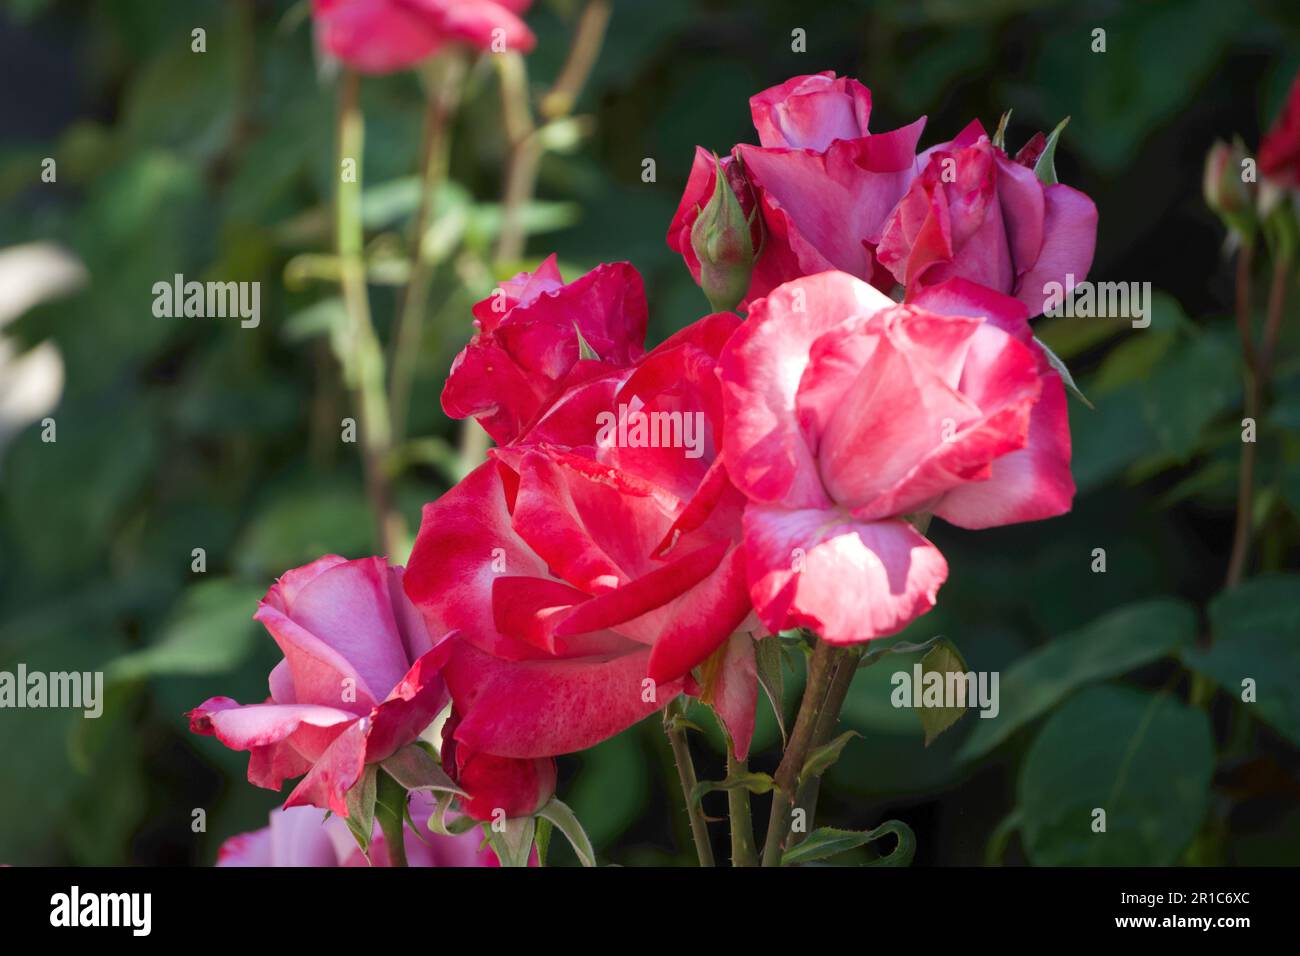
left=193, top=72, right=1096, bottom=864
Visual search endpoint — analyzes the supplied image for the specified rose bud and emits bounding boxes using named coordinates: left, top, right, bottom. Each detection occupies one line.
left=440, top=711, right=557, bottom=821
left=1204, top=138, right=1256, bottom=237
left=690, top=155, right=761, bottom=313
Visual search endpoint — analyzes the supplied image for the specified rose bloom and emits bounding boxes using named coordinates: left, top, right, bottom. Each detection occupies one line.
left=877, top=120, right=1098, bottom=316
left=216, top=792, right=503, bottom=867
left=1260, top=74, right=1300, bottom=189
left=439, top=711, right=556, bottom=820
left=719, top=272, right=1074, bottom=644
left=442, top=256, right=648, bottom=445
left=313, top=0, right=535, bottom=74
left=409, top=277, right=759, bottom=763
left=667, top=72, right=927, bottom=309
left=189, top=555, right=447, bottom=816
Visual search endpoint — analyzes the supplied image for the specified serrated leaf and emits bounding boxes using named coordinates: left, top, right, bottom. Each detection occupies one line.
left=1033, top=116, right=1070, bottom=186
left=537, top=797, right=597, bottom=868
left=754, top=635, right=787, bottom=747
left=344, top=765, right=378, bottom=856
left=859, top=635, right=944, bottom=670
left=1184, top=574, right=1300, bottom=746
left=689, top=771, right=774, bottom=809
left=799, top=730, right=859, bottom=788
left=1017, top=686, right=1213, bottom=865
left=958, top=598, right=1195, bottom=762
left=917, top=639, right=970, bottom=746
left=381, top=742, right=465, bottom=796
left=781, top=820, right=916, bottom=867
left=1035, top=336, right=1093, bottom=409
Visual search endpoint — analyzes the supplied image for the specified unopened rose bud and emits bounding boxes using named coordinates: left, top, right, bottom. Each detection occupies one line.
left=1204, top=137, right=1256, bottom=238
left=690, top=155, right=759, bottom=313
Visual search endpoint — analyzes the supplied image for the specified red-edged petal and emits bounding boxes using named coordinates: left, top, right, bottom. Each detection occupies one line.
left=404, top=461, right=551, bottom=661
left=643, top=543, right=753, bottom=683
left=444, top=637, right=684, bottom=757
left=697, top=631, right=758, bottom=761
left=284, top=720, right=369, bottom=817
left=1013, top=183, right=1098, bottom=316
left=719, top=271, right=894, bottom=508
left=742, top=505, right=948, bottom=644
left=933, top=355, right=1074, bottom=528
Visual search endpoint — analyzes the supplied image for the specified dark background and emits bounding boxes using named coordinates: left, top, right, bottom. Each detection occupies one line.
left=1, top=0, right=1298, bottom=866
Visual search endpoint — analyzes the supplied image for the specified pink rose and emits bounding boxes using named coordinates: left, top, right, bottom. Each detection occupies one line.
left=667, top=72, right=927, bottom=309
left=216, top=792, right=500, bottom=867
left=1260, top=74, right=1300, bottom=189
left=440, top=712, right=556, bottom=821
left=189, top=555, right=448, bottom=817
left=407, top=309, right=760, bottom=761
left=312, top=0, right=535, bottom=74
left=719, top=272, right=1074, bottom=644
left=877, top=120, right=1098, bottom=316
left=442, top=256, right=649, bottom=445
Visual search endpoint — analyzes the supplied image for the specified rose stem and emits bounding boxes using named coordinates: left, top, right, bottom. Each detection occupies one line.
left=336, top=70, right=401, bottom=558
left=664, top=703, right=715, bottom=867
left=761, top=636, right=838, bottom=866
left=1226, top=249, right=1289, bottom=589
left=389, top=53, right=467, bottom=447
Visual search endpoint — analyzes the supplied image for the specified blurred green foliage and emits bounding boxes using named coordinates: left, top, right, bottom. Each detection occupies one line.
left=0, top=0, right=1297, bottom=866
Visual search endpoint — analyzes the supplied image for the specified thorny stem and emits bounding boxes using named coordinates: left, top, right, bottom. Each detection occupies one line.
left=761, top=637, right=839, bottom=866
left=726, top=748, right=758, bottom=867
left=664, top=703, right=715, bottom=867
left=389, top=54, right=467, bottom=446
left=789, top=644, right=860, bottom=846
left=540, top=0, right=612, bottom=121
left=336, top=71, right=401, bottom=558
left=457, top=5, right=611, bottom=475
left=1226, top=250, right=1290, bottom=588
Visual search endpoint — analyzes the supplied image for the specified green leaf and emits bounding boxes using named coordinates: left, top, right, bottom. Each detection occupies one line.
left=534, top=817, right=553, bottom=868
left=1184, top=574, right=1300, bottom=747
left=1017, top=685, right=1213, bottom=866
left=858, top=635, right=943, bottom=670
left=486, top=816, right=536, bottom=868
left=1032, top=116, right=1069, bottom=185
left=917, top=639, right=971, bottom=746
left=381, top=743, right=465, bottom=796
left=1035, top=336, right=1093, bottom=409
left=573, top=323, right=601, bottom=361
left=754, top=635, right=787, bottom=747
left=374, top=768, right=408, bottom=864
left=991, top=109, right=1012, bottom=150
left=1138, top=331, right=1239, bottom=461
left=959, top=598, right=1195, bottom=762
left=781, top=821, right=916, bottom=867
left=107, top=579, right=263, bottom=682
left=537, top=797, right=597, bottom=868
left=425, top=791, right=479, bottom=838
left=343, top=765, right=378, bottom=857
left=689, top=771, right=774, bottom=809
left=799, top=730, right=859, bottom=788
